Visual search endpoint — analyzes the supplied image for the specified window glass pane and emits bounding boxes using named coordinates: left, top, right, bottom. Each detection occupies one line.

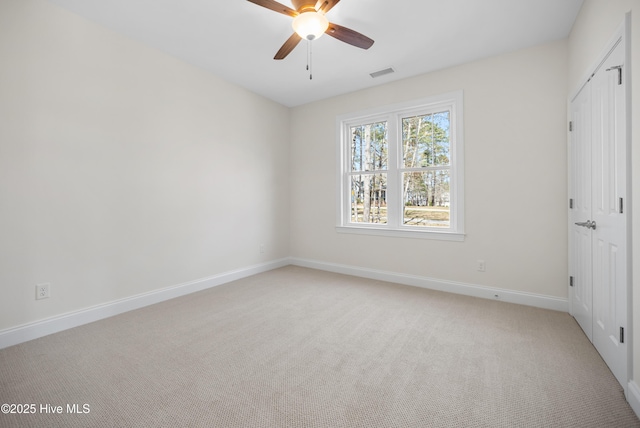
left=402, top=112, right=450, bottom=168
left=350, top=122, right=387, bottom=172
left=403, top=171, right=450, bottom=227
left=350, top=173, right=387, bottom=224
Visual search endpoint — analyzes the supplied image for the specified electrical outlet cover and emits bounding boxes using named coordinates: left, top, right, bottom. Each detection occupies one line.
left=36, top=283, right=50, bottom=300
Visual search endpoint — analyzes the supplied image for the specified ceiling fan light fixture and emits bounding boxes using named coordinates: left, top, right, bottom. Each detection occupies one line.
left=292, top=11, right=329, bottom=40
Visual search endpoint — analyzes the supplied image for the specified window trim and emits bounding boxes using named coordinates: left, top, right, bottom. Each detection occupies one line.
left=335, top=90, right=465, bottom=241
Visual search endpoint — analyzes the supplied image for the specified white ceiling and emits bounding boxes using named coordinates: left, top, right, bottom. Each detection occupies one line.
left=48, top=0, right=584, bottom=107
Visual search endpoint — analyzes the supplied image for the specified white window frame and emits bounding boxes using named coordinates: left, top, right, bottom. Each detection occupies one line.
left=336, top=90, right=464, bottom=241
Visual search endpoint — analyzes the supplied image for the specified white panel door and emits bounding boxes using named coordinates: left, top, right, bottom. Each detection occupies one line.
left=569, top=84, right=592, bottom=340
left=569, top=36, right=628, bottom=390
left=590, top=39, right=627, bottom=388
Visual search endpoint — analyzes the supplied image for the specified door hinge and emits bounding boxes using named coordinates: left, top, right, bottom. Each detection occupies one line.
left=569, top=276, right=574, bottom=287
left=619, top=197, right=624, bottom=214
left=569, top=198, right=574, bottom=209
left=569, top=121, right=573, bottom=132
left=606, top=65, right=623, bottom=85
left=620, top=327, right=625, bottom=344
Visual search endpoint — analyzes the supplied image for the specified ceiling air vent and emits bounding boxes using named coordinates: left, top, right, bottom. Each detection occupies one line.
left=370, top=67, right=395, bottom=78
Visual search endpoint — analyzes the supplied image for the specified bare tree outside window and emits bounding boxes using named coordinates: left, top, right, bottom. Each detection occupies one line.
left=338, top=91, right=464, bottom=240
left=350, top=121, right=387, bottom=224
left=401, top=112, right=451, bottom=227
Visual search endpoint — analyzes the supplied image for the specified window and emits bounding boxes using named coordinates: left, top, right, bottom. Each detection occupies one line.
left=336, top=91, right=464, bottom=240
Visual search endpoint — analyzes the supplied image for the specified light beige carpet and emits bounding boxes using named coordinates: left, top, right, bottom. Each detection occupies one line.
left=0, top=266, right=638, bottom=427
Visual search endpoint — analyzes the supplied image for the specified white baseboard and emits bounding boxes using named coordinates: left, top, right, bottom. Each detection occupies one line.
left=0, top=258, right=290, bottom=350
left=628, top=381, right=640, bottom=420
left=290, top=257, right=569, bottom=312
left=0, top=257, right=570, bottom=350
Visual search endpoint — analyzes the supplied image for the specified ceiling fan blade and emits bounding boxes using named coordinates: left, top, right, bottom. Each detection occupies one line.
left=247, top=0, right=298, bottom=18
left=274, top=33, right=303, bottom=60
left=326, top=23, right=374, bottom=50
left=315, top=0, right=340, bottom=14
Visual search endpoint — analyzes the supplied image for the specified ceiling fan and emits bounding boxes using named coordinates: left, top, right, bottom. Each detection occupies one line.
left=247, top=0, right=374, bottom=60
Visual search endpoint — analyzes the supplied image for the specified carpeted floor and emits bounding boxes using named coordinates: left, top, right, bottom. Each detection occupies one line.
left=0, top=266, right=638, bottom=427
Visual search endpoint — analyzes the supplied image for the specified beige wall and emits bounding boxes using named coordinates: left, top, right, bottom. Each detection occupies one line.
left=568, top=0, right=640, bottom=394
left=0, top=0, right=291, bottom=330
left=290, top=40, right=569, bottom=298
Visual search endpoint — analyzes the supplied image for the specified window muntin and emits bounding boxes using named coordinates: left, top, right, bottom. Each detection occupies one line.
left=337, top=91, right=464, bottom=240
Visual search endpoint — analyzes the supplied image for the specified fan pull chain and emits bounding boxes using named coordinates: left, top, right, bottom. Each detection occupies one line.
left=310, top=40, right=313, bottom=80
left=306, top=40, right=313, bottom=80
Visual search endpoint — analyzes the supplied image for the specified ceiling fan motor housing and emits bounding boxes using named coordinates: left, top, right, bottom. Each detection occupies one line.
left=291, top=0, right=317, bottom=11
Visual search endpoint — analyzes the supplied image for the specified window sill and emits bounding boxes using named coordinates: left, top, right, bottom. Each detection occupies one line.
left=336, top=226, right=465, bottom=241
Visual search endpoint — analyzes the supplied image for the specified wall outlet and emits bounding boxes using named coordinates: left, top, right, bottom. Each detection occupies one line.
left=36, top=283, right=50, bottom=300
left=259, top=244, right=265, bottom=254
left=477, top=260, right=486, bottom=272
